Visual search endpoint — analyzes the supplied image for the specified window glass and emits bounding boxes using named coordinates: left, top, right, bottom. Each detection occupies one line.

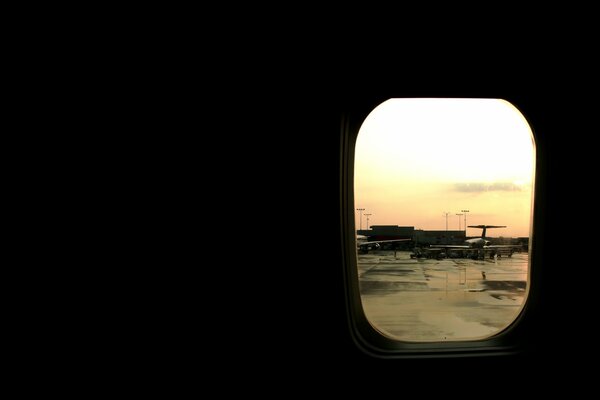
left=355, top=99, right=535, bottom=342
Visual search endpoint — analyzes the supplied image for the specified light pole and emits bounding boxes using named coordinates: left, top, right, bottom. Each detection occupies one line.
left=456, top=213, right=464, bottom=231
left=356, top=208, right=365, bottom=231
left=443, top=212, right=449, bottom=231
left=461, top=210, right=469, bottom=234
left=365, top=213, right=372, bottom=229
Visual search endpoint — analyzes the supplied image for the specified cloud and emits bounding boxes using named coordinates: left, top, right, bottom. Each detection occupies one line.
left=454, top=182, right=523, bottom=192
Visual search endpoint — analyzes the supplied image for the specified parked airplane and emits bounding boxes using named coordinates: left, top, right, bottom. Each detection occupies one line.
left=357, top=235, right=411, bottom=254
left=429, top=225, right=524, bottom=258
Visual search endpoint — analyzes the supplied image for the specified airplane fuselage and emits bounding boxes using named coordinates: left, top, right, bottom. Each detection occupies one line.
left=464, top=237, right=491, bottom=248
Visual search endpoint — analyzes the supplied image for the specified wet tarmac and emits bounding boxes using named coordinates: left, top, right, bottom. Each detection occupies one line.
left=358, top=250, right=528, bottom=342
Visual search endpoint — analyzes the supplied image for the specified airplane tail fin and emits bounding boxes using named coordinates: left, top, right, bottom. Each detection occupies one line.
left=468, top=225, right=506, bottom=238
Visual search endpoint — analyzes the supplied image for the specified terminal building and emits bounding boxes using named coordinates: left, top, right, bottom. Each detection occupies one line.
left=358, top=225, right=466, bottom=248
left=358, top=225, right=527, bottom=250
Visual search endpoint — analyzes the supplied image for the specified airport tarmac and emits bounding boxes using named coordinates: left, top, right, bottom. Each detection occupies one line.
left=358, top=250, right=528, bottom=342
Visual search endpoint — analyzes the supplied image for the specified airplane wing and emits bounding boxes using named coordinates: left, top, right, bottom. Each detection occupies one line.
left=357, top=238, right=411, bottom=253
left=429, top=245, right=471, bottom=249
left=358, top=238, right=411, bottom=247
left=364, top=239, right=411, bottom=245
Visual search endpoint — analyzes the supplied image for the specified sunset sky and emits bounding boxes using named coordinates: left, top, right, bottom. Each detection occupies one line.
left=354, top=98, right=535, bottom=238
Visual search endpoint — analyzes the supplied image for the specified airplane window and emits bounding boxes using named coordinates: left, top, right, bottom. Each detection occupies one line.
left=354, top=98, right=535, bottom=342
